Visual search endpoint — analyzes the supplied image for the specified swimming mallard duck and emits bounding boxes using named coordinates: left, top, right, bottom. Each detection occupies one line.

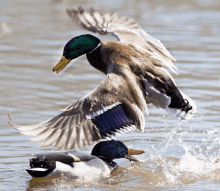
left=9, top=7, right=197, bottom=151
left=26, top=140, right=145, bottom=178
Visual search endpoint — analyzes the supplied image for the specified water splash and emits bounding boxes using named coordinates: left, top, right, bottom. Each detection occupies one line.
left=138, top=110, right=220, bottom=187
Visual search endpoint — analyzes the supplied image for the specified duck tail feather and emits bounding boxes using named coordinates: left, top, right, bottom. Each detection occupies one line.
left=26, top=158, right=56, bottom=178
left=166, top=91, right=197, bottom=121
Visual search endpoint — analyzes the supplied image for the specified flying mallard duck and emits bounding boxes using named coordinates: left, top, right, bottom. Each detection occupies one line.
left=9, top=7, right=197, bottom=151
left=26, top=140, right=145, bottom=178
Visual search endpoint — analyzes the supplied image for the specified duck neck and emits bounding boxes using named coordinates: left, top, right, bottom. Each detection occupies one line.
left=86, top=43, right=108, bottom=74
left=100, top=158, right=118, bottom=173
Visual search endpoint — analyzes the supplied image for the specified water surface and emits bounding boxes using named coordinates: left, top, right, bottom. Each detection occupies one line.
left=1, top=0, right=220, bottom=190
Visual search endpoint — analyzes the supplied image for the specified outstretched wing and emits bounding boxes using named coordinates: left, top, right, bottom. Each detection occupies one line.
left=9, top=74, right=143, bottom=151
left=67, top=7, right=177, bottom=73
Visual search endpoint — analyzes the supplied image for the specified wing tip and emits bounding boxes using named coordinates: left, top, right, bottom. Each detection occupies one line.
left=8, top=114, right=19, bottom=129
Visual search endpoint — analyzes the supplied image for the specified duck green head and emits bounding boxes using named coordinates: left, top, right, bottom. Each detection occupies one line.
left=91, top=140, right=145, bottom=162
left=53, top=34, right=100, bottom=73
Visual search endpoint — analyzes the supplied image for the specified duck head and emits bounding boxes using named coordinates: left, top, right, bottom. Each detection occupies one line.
left=91, top=140, right=145, bottom=162
left=53, top=34, right=100, bottom=73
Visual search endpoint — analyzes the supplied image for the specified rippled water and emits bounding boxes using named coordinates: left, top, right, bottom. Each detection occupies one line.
left=1, top=0, right=220, bottom=190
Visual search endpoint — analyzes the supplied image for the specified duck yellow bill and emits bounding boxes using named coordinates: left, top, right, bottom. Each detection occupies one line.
left=125, top=148, right=145, bottom=162
left=127, top=148, right=145, bottom=155
left=53, top=56, right=71, bottom=73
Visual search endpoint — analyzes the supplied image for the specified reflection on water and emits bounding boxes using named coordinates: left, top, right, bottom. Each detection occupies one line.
left=1, top=0, right=220, bottom=190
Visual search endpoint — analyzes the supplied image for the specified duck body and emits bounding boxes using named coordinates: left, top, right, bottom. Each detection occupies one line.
left=9, top=8, right=197, bottom=151
left=26, top=152, right=113, bottom=178
left=26, top=140, right=144, bottom=178
left=86, top=40, right=186, bottom=111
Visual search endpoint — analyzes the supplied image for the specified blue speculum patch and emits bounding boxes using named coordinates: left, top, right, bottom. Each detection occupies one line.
left=92, top=104, right=133, bottom=137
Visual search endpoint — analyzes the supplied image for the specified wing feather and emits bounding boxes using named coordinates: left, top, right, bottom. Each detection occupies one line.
left=67, top=7, right=176, bottom=72
left=40, top=128, right=61, bottom=148
left=9, top=74, right=144, bottom=151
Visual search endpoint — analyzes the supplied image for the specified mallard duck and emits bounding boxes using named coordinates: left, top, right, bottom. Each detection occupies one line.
left=26, top=140, right=145, bottom=178
left=9, top=7, right=197, bottom=151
